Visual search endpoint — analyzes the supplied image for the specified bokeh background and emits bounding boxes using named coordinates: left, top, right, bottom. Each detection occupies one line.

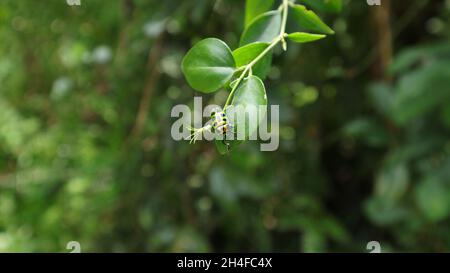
left=0, top=0, right=449, bottom=252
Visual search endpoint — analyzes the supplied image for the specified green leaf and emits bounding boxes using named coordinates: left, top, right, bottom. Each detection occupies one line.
left=231, top=75, right=268, bottom=138
left=415, top=176, right=450, bottom=222
left=341, top=118, right=389, bottom=147
left=233, top=42, right=269, bottom=67
left=290, top=4, right=335, bottom=35
left=392, top=61, right=450, bottom=125
left=245, top=0, right=275, bottom=27
left=366, top=83, right=394, bottom=117
left=182, top=38, right=236, bottom=93
left=364, top=198, right=410, bottom=226
left=240, top=10, right=282, bottom=46
left=232, top=42, right=272, bottom=79
left=389, top=42, right=450, bottom=75
left=374, top=164, right=409, bottom=202
left=287, top=32, right=326, bottom=43
left=297, top=0, right=343, bottom=13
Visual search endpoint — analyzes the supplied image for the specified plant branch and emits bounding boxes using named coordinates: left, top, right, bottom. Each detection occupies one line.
left=280, top=0, right=289, bottom=50
left=224, top=0, right=290, bottom=108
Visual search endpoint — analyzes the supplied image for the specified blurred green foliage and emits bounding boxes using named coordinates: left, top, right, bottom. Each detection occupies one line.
left=0, top=0, right=449, bottom=252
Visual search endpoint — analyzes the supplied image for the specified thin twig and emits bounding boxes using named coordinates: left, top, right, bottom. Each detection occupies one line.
left=128, top=34, right=165, bottom=140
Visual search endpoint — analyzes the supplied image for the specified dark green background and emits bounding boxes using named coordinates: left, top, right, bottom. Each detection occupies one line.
left=0, top=0, right=449, bottom=252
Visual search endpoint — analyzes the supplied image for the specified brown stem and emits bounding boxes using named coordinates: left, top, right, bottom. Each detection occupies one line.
left=114, top=0, right=135, bottom=65
left=348, top=0, right=430, bottom=79
left=371, top=0, right=393, bottom=82
left=128, top=34, right=165, bottom=140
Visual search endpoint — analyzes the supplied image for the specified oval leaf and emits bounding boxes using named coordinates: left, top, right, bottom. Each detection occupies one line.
left=231, top=75, right=268, bottom=139
left=291, top=4, right=335, bottom=35
left=240, top=10, right=282, bottom=46
left=233, top=42, right=272, bottom=79
left=245, top=0, right=275, bottom=27
left=287, top=32, right=326, bottom=43
left=415, top=177, right=450, bottom=222
left=182, top=38, right=236, bottom=93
